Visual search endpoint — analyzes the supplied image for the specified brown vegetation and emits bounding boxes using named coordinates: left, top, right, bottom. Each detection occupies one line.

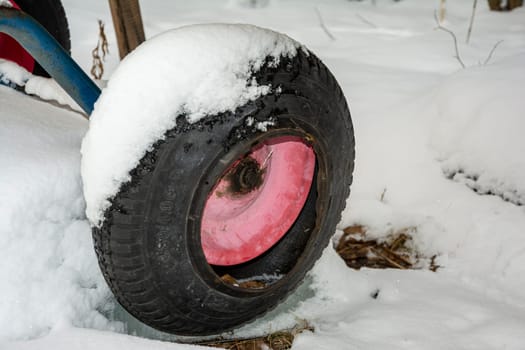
left=195, top=324, right=313, bottom=350
left=336, top=225, right=439, bottom=271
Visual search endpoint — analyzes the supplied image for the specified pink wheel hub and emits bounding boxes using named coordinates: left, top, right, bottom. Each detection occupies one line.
left=201, top=136, right=316, bottom=266
left=0, top=1, right=35, bottom=72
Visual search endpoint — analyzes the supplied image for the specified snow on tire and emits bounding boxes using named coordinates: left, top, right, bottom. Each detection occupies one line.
left=81, top=24, right=354, bottom=335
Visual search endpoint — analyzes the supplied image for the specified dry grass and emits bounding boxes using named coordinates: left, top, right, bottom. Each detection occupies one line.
left=90, top=20, right=109, bottom=80
left=194, top=324, right=313, bottom=350
left=336, top=225, right=439, bottom=271
left=220, top=274, right=267, bottom=289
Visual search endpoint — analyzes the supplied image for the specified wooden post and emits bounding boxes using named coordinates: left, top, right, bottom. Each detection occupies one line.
left=108, top=0, right=145, bottom=59
left=487, top=0, right=500, bottom=10
left=488, top=0, right=523, bottom=10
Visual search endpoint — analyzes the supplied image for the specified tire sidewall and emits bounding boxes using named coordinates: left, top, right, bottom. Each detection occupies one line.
left=142, top=55, right=354, bottom=329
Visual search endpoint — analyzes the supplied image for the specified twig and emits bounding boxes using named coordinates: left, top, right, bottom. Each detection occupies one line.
left=380, top=188, right=387, bottom=202
left=433, top=11, right=465, bottom=69
left=91, top=20, right=109, bottom=80
left=315, top=7, right=336, bottom=41
left=389, top=233, right=408, bottom=251
left=356, top=13, right=377, bottom=28
left=466, top=0, right=478, bottom=44
left=483, top=40, right=503, bottom=65
left=373, top=248, right=408, bottom=270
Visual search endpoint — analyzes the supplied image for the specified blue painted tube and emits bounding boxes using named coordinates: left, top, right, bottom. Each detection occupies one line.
left=0, top=7, right=101, bottom=115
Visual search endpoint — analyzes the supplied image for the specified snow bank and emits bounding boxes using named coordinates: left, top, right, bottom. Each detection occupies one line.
left=293, top=250, right=525, bottom=350
left=0, top=59, right=82, bottom=112
left=6, top=328, right=206, bottom=350
left=81, top=24, right=302, bottom=227
left=25, top=76, right=82, bottom=112
left=0, top=87, right=122, bottom=341
left=430, top=54, right=525, bottom=206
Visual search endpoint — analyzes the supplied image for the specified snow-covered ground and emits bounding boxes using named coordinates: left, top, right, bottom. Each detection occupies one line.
left=1, top=0, right=525, bottom=348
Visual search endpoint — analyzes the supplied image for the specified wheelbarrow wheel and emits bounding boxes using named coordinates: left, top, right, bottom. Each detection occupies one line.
left=93, top=50, right=355, bottom=335
left=0, top=0, right=70, bottom=76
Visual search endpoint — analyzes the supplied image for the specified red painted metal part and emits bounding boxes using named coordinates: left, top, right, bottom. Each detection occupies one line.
left=0, top=0, right=35, bottom=72
left=201, top=136, right=316, bottom=266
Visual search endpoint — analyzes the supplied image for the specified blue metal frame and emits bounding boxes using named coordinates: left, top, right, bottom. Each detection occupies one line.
left=0, top=7, right=100, bottom=115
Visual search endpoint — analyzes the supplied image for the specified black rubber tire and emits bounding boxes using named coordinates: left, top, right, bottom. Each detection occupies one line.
left=93, top=50, right=355, bottom=336
left=14, top=0, right=71, bottom=76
